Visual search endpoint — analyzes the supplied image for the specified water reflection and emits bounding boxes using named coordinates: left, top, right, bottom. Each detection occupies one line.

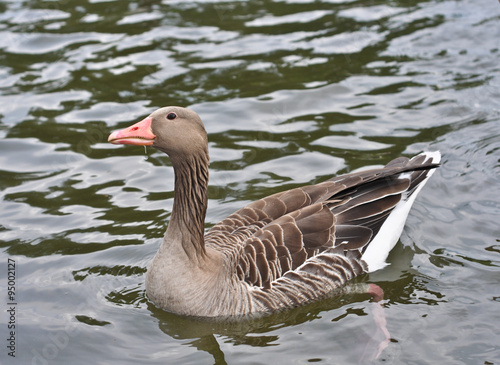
left=92, top=243, right=445, bottom=363
left=150, top=289, right=387, bottom=364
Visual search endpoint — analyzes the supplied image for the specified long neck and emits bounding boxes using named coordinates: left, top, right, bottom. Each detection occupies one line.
left=166, top=150, right=209, bottom=259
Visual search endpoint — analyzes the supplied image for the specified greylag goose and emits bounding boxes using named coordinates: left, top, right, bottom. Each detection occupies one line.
left=108, top=106, right=440, bottom=317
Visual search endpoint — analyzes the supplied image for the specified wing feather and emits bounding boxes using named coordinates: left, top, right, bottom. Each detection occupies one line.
left=205, top=153, right=439, bottom=296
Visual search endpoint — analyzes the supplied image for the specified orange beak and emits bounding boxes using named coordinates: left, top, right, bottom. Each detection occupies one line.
left=108, top=117, right=156, bottom=146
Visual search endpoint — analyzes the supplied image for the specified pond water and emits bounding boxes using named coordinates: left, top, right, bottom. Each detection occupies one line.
left=1, top=0, right=500, bottom=364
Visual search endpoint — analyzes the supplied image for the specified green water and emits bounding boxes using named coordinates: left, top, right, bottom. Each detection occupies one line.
left=1, top=0, right=499, bottom=363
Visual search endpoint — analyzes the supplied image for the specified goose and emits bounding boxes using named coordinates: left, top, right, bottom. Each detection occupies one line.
left=108, top=106, right=440, bottom=317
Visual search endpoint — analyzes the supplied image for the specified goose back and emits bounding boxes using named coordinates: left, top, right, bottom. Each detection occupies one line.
left=203, top=153, right=439, bottom=313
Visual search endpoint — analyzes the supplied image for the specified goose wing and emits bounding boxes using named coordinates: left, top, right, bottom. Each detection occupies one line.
left=206, top=154, right=439, bottom=291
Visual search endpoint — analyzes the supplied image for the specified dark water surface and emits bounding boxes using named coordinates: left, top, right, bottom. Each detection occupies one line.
left=1, top=0, right=500, bottom=363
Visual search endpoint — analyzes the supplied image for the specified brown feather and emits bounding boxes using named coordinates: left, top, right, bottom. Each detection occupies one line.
left=261, top=197, right=287, bottom=219
left=337, top=194, right=401, bottom=223
left=291, top=248, right=308, bottom=269
left=295, top=204, right=335, bottom=235
left=279, top=188, right=311, bottom=213
left=334, top=224, right=373, bottom=250
left=281, top=221, right=304, bottom=253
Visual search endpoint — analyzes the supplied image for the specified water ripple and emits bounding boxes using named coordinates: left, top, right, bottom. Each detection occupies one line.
left=1, top=0, right=499, bottom=363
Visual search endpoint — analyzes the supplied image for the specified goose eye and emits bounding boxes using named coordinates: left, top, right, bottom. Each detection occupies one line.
left=166, top=112, right=177, bottom=120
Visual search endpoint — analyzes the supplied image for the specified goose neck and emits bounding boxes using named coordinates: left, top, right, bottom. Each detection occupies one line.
left=166, top=151, right=209, bottom=259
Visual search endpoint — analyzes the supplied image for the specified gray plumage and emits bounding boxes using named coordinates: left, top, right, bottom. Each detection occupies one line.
left=108, top=106, right=441, bottom=317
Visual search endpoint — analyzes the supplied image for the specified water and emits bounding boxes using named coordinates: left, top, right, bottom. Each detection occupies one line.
left=1, top=0, right=500, bottom=363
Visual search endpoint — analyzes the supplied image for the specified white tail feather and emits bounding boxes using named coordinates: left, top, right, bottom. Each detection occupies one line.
left=361, top=151, right=441, bottom=272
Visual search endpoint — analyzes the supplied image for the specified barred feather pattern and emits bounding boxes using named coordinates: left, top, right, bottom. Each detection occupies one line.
left=112, top=107, right=439, bottom=317
left=202, top=153, right=439, bottom=314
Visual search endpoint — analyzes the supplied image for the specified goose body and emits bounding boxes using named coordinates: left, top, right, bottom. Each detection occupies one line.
left=108, top=106, right=440, bottom=317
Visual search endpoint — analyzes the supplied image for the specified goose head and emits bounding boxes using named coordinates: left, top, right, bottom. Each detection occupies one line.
left=108, top=106, right=208, bottom=158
